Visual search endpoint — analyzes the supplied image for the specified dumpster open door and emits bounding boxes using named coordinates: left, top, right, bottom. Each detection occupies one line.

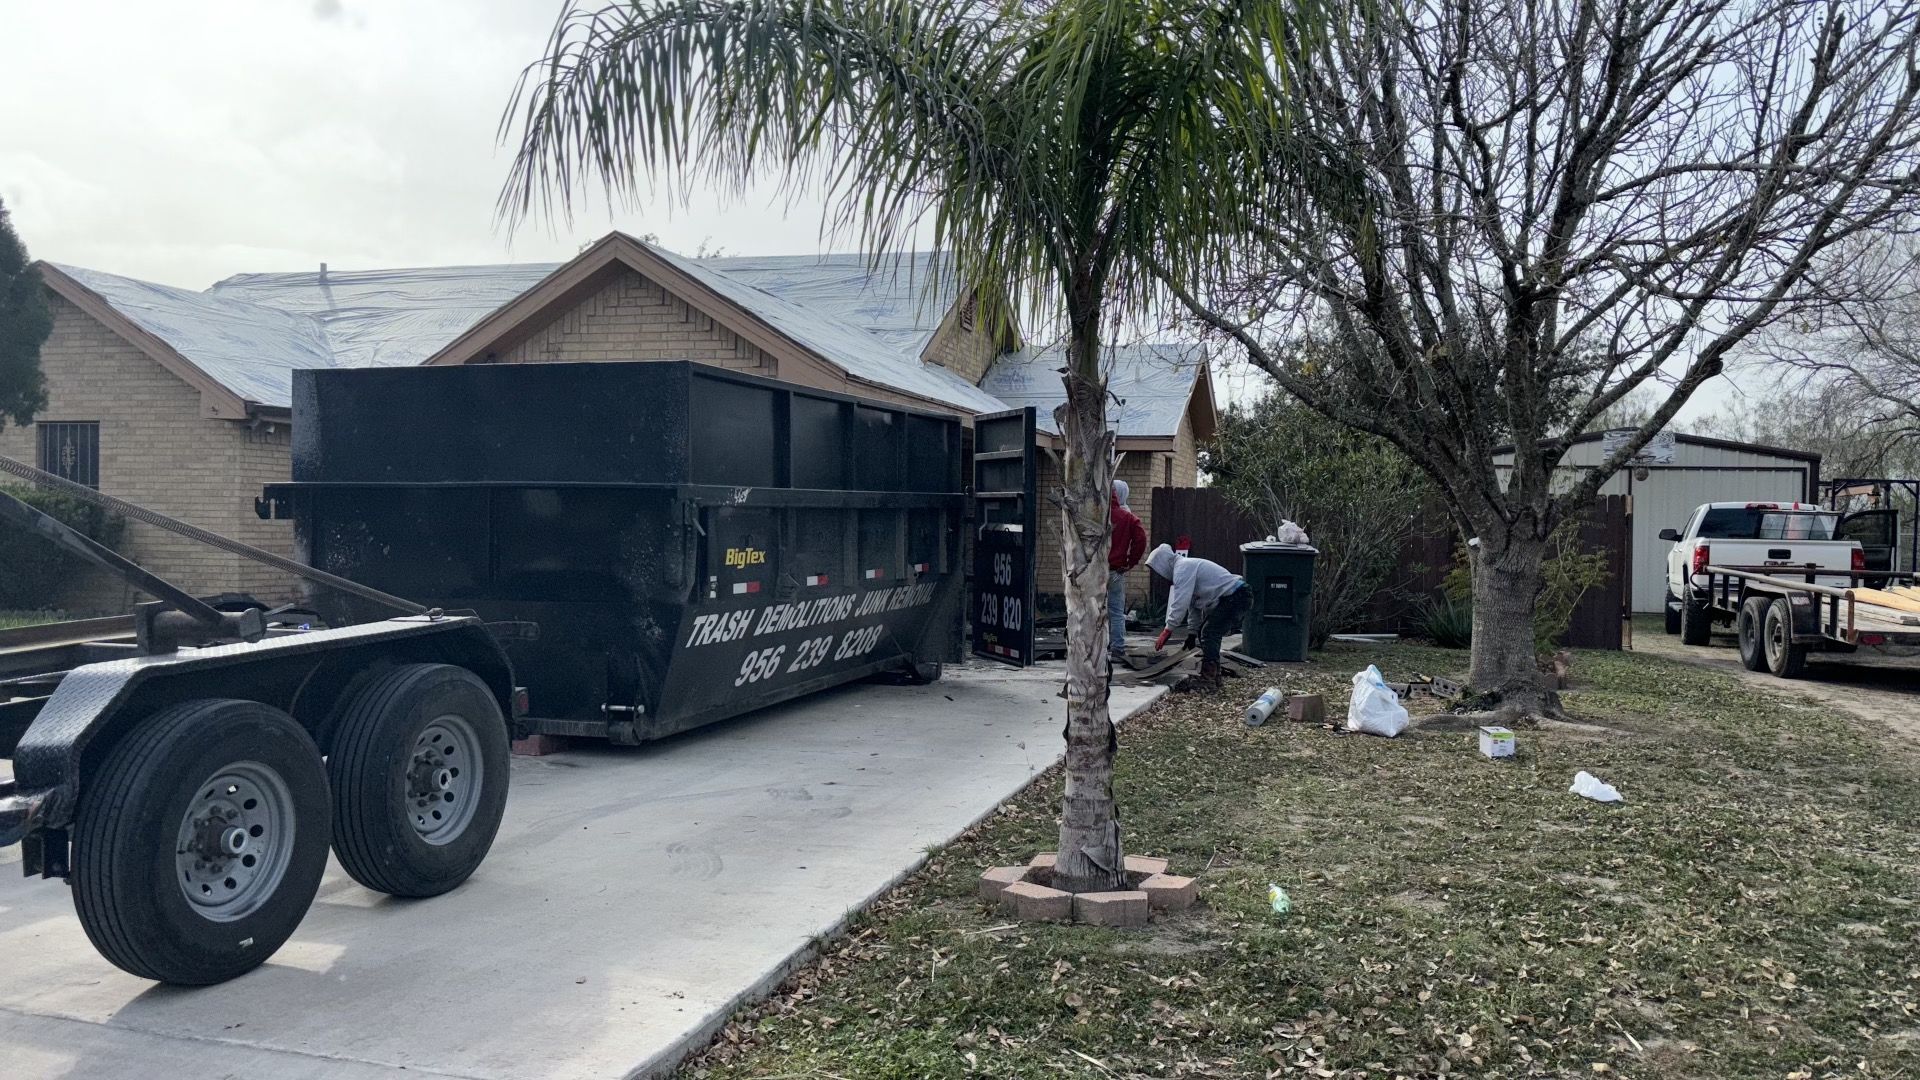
left=971, top=408, right=1037, bottom=666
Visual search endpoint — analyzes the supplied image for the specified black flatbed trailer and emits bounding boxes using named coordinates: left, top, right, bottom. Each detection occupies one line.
left=1, top=454, right=522, bottom=986
left=1695, top=563, right=1920, bottom=677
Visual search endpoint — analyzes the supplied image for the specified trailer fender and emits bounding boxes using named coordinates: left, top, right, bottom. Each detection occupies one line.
left=11, top=617, right=515, bottom=833
left=1784, top=592, right=1823, bottom=639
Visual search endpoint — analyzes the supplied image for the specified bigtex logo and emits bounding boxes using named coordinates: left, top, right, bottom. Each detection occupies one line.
left=724, top=547, right=768, bottom=569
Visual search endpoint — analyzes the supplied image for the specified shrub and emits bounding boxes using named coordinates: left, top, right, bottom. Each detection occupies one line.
left=1205, top=393, right=1431, bottom=647
left=0, top=484, right=125, bottom=610
left=1441, top=517, right=1611, bottom=655
left=1412, top=594, right=1474, bottom=648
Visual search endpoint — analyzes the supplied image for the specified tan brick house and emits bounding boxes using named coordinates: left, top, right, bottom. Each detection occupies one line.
left=5, top=232, right=1211, bottom=614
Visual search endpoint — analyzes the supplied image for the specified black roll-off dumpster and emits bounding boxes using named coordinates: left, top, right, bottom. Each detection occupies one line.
left=260, top=361, right=966, bottom=744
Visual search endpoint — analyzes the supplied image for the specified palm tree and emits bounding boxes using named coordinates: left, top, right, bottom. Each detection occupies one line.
left=500, top=0, right=1310, bottom=893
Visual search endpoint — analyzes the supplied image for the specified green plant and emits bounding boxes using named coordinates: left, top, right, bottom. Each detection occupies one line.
left=1442, top=517, right=1611, bottom=656
left=1412, top=594, right=1473, bottom=649
left=499, top=0, right=1319, bottom=896
left=1205, top=392, right=1431, bottom=647
left=0, top=198, right=51, bottom=429
left=0, top=484, right=124, bottom=610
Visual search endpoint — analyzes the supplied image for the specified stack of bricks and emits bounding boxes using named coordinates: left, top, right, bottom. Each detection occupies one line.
left=976, top=851, right=1199, bottom=928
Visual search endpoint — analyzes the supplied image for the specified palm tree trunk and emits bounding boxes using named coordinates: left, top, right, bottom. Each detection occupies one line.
left=1050, top=293, right=1127, bottom=895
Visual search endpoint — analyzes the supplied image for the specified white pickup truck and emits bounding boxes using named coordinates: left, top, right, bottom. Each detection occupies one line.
left=1661, top=501, right=1900, bottom=666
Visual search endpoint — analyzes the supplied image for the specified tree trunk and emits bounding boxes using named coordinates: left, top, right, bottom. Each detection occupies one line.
left=1050, top=295, right=1126, bottom=895
left=1467, top=530, right=1557, bottom=714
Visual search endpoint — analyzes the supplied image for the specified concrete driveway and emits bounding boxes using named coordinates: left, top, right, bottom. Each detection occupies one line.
left=0, top=663, right=1164, bottom=1080
left=1633, top=626, right=1920, bottom=744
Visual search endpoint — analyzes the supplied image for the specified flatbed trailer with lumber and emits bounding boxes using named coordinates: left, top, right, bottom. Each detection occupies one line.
left=1696, top=563, right=1920, bottom=678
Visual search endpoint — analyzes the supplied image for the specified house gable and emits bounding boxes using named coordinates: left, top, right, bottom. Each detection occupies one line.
left=421, top=233, right=1007, bottom=418
left=35, top=264, right=253, bottom=420
left=920, top=289, right=1013, bottom=384
left=490, top=266, right=773, bottom=373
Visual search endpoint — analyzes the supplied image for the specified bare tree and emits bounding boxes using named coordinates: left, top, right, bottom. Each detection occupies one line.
left=1162, top=0, right=1920, bottom=713
left=1693, top=376, right=1920, bottom=479
left=1759, top=230, right=1920, bottom=445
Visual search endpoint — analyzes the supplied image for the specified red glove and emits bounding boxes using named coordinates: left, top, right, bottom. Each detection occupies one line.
left=1154, top=628, right=1173, bottom=651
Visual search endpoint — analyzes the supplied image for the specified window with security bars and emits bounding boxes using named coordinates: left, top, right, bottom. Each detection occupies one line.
left=38, top=422, right=100, bottom=488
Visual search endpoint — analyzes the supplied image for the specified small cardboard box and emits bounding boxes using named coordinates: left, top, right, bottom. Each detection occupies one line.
left=1478, top=725, right=1515, bottom=759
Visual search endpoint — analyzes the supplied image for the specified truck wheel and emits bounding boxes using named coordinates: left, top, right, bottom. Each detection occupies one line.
left=1679, top=596, right=1712, bottom=646
left=1663, top=592, right=1682, bottom=635
left=1736, top=596, right=1771, bottom=672
left=328, top=664, right=509, bottom=898
left=72, top=699, right=330, bottom=985
left=1763, top=599, right=1808, bottom=679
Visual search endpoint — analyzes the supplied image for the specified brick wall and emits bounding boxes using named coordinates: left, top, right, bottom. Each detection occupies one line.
left=1031, top=448, right=1172, bottom=611
left=1171, top=420, right=1199, bottom=487
left=497, top=268, right=772, bottom=371
left=0, top=295, right=295, bottom=613
left=920, top=293, right=1002, bottom=384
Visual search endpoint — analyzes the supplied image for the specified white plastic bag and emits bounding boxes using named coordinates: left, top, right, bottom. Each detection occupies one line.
left=1346, top=665, right=1409, bottom=738
left=1274, top=519, right=1311, bottom=545
left=1570, top=771, right=1623, bottom=803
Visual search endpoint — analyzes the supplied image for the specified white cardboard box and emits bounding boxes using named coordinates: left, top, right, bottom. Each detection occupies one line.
left=1478, top=725, right=1516, bottom=759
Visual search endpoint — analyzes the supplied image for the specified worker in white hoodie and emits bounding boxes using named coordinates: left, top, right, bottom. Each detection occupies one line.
left=1144, top=543, right=1250, bottom=684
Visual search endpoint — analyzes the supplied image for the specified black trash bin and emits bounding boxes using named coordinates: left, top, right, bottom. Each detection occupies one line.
left=1238, top=542, right=1318, bottom=662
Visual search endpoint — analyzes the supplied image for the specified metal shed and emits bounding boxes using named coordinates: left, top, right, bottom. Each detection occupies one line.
left=1494, top=431, right=1821, bottom=613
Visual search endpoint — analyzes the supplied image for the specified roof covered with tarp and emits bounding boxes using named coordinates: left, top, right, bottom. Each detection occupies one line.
left=655, top=248, right=1007, bottom=413
left=981, top=342, right=1205, bottom=438
left=209, top=263, right=561, bottom=372
left=50, top=263, right=337, bottom=406
left=44, top=239, right=1198, bottom=430
left=697, top=252, right=958, bottom=355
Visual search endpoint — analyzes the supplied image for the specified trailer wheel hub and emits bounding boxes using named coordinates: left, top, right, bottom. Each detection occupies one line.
left=174, top=761, right=297, bottom=922
left=408, top=714, right=483, bottom=846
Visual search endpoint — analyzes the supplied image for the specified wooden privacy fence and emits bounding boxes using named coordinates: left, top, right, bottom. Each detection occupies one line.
left=1146, top=487, right=1630, bottom=650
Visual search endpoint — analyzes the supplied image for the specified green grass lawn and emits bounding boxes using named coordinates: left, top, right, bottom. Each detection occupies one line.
left=683, top=639, right=1920, bottom=1079
left=0, top=610, right=62, bottom=630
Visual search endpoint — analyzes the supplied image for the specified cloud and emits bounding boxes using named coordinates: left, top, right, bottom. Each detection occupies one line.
left=313, top=0, right=345, bottom=20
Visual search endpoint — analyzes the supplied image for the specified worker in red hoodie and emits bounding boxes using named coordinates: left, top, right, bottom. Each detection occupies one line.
left=1108, top=479, right=1149, bottom=661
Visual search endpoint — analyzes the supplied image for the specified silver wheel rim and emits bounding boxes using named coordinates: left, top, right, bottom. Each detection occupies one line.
left=176, top=761, right=297, bottom=923
left=1766, top=609, right=1786, bottom=667
left=409, top=713, right=482, bottom=845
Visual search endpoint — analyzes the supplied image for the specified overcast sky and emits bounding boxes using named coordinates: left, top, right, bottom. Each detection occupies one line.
left=1, top=0, right=1749, bottom=420
left=0, top=0, right=853, bottom=288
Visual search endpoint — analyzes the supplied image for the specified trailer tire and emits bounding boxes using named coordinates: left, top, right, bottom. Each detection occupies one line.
left=1663, top=592, right=1682, bottom=635
left=328, top=664, right=509, bottom=898
left=72, top=699, right=329, bottom=985
left=1736, top=596, right=1772, bottom=672
left=1679, top=596, right=1712, bottom=646
left=1763, top=599, right=1808, bottom=679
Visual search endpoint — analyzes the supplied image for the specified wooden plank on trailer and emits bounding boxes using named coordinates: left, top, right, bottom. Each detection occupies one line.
left=1853, top=588, right=1920, bottom=615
